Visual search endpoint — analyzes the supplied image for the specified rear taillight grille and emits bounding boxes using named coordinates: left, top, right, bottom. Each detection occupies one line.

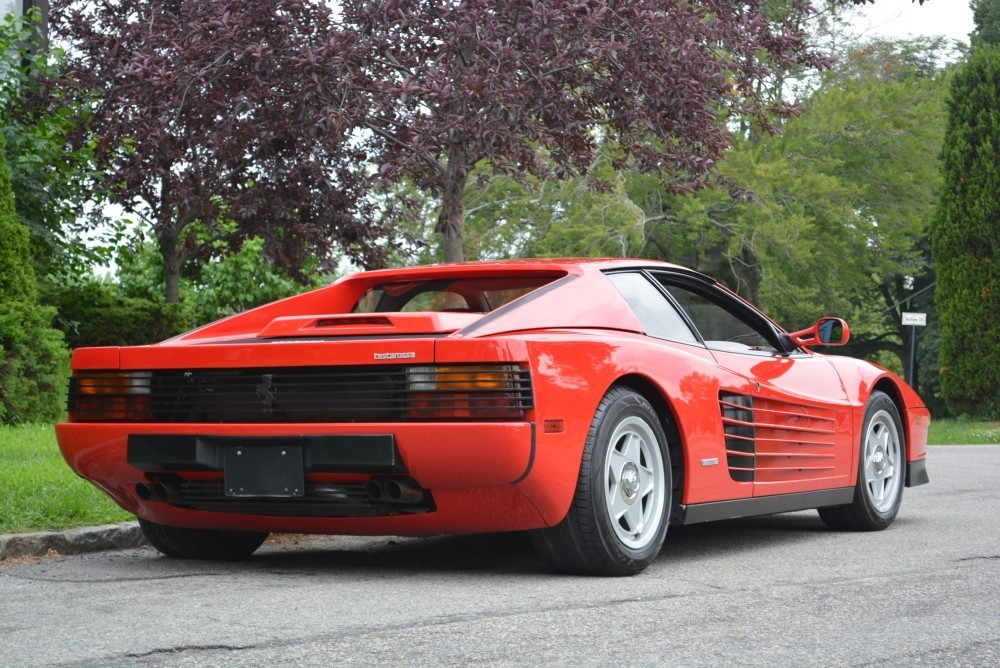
left=68, top=365, right=532, bottom=423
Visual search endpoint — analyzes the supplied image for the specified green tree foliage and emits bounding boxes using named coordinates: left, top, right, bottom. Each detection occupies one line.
left=0, top=141, right=36, bottom=301
left=464, top=159, right=646, bottom=261
left=388, top=156, right=647, bottom=265
left=972, top=0, right=1000, bottom=45
left=116, top=223, right=328, bottom=329
left=930, top=44, right=1000, bottom=418
left=0, top=11, right=103, bottom=277
left=778, top=39, right=951, bottom=375
left=0, top=134, right=68, bottom=425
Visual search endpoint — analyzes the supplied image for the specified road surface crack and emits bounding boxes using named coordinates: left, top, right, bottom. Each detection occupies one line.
left=124, top=643, right=255, bottom=658
left=3, top=572, right=218, bottom=583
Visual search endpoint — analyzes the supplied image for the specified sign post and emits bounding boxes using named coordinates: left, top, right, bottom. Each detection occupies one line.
left=901, top=312, right=927, bottom=387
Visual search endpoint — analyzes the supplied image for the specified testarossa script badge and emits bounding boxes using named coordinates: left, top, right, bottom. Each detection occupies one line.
left=373, top=352, right=417, bottom=360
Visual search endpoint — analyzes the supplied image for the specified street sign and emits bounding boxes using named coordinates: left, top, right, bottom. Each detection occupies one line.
left=902, top=312, right=927, bottom=327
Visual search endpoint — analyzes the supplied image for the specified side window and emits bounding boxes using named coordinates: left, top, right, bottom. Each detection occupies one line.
left=656, top=279, right=777, bottom=353
left=607, top=272, right=698, bottom=343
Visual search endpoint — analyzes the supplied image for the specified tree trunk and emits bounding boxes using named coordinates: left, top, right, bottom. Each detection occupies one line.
left=435, top=156, right=469, bottom=263
left=158, top=231, right=181, bottom=304
left=156, top=207, right=196, bottom=304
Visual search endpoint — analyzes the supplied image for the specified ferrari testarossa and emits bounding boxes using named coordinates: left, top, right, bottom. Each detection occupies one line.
left=57, top=259, right=930, bottom=575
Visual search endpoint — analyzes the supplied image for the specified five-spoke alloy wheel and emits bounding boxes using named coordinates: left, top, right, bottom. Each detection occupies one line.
left=532, top=387, right=672, bottom=576
left=819, top=390, right=905, bottom=531
left=861, top=408, right=903, bottom=515
left=603, top=415, right=667, bottom=551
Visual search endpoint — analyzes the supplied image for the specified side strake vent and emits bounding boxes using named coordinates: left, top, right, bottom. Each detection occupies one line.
left=719, top=392, right=840, bottom=483
left=720, top=393, right=756, bottom=482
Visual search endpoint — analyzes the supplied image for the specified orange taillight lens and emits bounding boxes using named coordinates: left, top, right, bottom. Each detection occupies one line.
left=405, top=365, right=527, bottom=420
left=69, top=371, right=153, bottom=422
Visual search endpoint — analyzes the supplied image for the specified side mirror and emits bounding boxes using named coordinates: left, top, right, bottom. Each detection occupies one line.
left=789, top=317, right=850, bottom=347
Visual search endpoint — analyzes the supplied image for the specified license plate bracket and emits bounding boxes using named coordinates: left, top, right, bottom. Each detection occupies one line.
left=224, top=445, right=304, bottom=497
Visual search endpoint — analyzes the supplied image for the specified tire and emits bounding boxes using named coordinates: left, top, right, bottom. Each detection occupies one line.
left=531, top=387, right=671, bottom=576
left=819, top=390, right=905, bottom=531
left=139, top=518, right=268, bottom=560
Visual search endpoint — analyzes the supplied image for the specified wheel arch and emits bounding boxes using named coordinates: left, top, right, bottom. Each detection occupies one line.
left=613, top=373, right=686, bottom=523
left=871, top=377, right=907, bottom=458
left=826, top=356, right=929, bottom=466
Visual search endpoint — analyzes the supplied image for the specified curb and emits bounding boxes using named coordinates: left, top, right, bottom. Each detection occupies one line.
left=0, top=522, right=148, bottom=562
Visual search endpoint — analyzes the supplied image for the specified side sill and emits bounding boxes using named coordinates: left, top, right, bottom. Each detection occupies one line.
left=906, top=458, right=930, bottom=487
left=678, top=487, right=855, bottom=525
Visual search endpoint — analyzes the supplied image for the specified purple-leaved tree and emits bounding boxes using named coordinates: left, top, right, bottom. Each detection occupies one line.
left=53, top=0, right=383, bottom=302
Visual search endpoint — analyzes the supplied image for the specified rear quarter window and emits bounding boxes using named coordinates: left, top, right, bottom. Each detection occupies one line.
left=606, top=272, right=698, bottom=343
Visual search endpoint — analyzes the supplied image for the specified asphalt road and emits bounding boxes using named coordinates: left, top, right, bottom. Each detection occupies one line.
left=2, top=445, right=998, bottom=667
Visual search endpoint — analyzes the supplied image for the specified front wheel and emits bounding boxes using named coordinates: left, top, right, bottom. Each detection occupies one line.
left=531, top=387, right=671, bottom=576
left=139, top=518, right=269, bottom=560
left=819, top=390, right=905, bottom=531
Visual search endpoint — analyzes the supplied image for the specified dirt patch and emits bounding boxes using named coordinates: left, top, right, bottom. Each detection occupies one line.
left=0, top=548, right=64, bottom=567
left=263, top=533, right=328, bottom=546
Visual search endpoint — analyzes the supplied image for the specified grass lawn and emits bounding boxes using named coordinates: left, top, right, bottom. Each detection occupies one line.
left=0, top=424, right=132, bottom=534
left=927, top=417, right=1000, bottom=445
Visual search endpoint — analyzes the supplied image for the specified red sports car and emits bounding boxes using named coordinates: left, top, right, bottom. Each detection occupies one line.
left=57, top=259, right=930, bottom=575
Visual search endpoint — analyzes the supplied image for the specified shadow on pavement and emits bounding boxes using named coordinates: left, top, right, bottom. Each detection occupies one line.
left=3, top=508, right=854, bottom=579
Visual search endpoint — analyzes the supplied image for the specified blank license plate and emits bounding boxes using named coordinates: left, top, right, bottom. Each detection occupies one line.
left=224, top=445, right=305, bottom=497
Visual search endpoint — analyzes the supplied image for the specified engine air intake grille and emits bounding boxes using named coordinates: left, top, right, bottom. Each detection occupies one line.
left=719, top=391, right=842, bottom=483
left=720, top=392, right=756, bottom=482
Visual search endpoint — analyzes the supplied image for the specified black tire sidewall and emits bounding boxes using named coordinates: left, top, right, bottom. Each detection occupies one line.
left=139, top=518, right=267, bottom=560
left=585, top=390, right=671, bottom=572
left=856, top=392, right=906, bottom=527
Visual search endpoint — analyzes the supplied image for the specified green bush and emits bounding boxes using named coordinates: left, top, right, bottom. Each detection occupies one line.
left=42, top=278, right=190, bottom=349
left=0, top=134, right=35, bottom=300
left=0, top=301, right=68, bottom=424
left=930, top=45, right=1000, bottom=419
left=0, top=134, right=69, bottom=424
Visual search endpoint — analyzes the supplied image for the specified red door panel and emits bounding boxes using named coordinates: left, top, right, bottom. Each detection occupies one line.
left=711, top=352, right=854, bottom=496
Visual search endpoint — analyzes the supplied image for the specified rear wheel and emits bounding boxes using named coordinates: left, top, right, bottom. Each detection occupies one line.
left=531, top=387, right=671, bottom=576
left=139, top=518, right=268, bottom=560
left=819, top=391, right=905, bottom=531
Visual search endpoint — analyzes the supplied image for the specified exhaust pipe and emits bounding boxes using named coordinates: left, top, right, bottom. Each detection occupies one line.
left=149, top=482, right=182, bottom=504
left=135, top=483, right=152, bottom=501
left=365, top=479, right=385, bottom=501
left=383, top=478, right=424, bottom=504
left=366, top=477, right=426, bottom=504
